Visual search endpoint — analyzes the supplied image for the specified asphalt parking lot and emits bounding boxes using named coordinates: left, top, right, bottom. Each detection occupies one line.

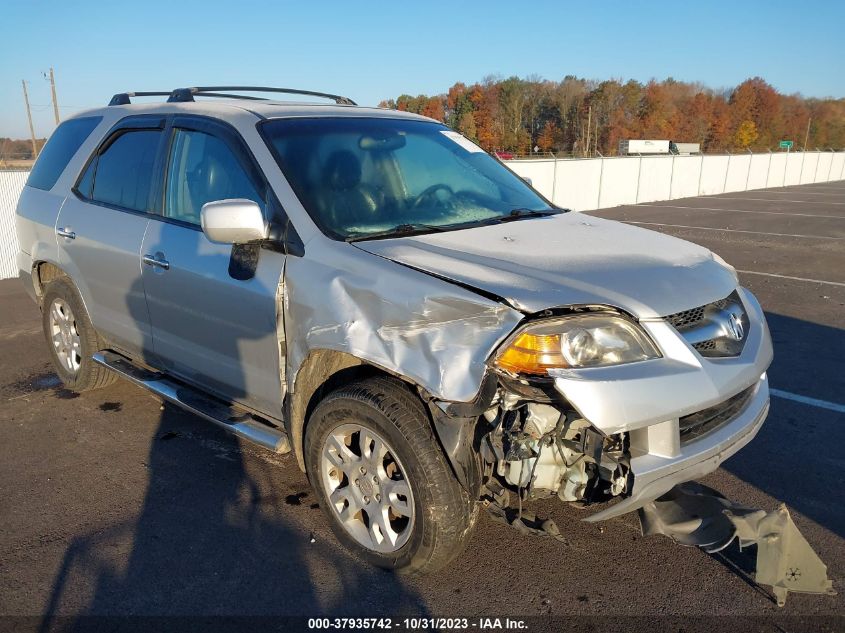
left=0, top=181, right=843, bottom=630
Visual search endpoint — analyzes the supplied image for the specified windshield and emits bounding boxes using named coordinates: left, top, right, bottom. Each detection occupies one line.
left=260, top=117, right=557, bottom=240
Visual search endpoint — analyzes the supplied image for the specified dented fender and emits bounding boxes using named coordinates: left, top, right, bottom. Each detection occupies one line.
left=284, top=239, right=523, bottom=403
left=283, top=237, right=523, bottom=468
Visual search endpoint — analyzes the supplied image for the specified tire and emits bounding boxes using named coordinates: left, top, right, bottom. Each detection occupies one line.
left=41, top=277, right=116, bottom=392
left=305, top=376, right=478, bottom=574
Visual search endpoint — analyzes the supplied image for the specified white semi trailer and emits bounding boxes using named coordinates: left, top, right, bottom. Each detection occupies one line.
left=671, top=142, right=701, bottom=155
left=618, top=139, right=671, bottom=155
left=619, top=140, right=701, bottom=155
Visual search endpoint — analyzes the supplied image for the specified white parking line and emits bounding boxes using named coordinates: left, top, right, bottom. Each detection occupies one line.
left=736, top=270, right=845, bottom=288
left=625, top=221, right=844, bottom=240
left=741, top=190, right=844, bottom=196
left=638, top=204, right=841, bottom=219
left=770, top=389, right=845, bottom=414
left=791, top=186, right=845, bottom=192
left=708, top=197, right=845, bottom=205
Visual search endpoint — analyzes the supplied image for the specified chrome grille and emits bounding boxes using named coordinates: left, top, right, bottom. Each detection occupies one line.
left=679, top=385, right=756, bottom=443
left=667, top=305, right=705, bottom=329
left=665, top=291, right=748, bottom=358
left=693, top=340, right=716, bottom=352
left=667, top=297, right=730, bottom=332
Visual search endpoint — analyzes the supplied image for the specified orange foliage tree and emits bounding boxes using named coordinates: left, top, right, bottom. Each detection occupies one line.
left=379, top=76, right=844, bottom=154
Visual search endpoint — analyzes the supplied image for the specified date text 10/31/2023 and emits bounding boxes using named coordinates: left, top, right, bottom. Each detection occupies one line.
left=307, top=618, right=529, bottom=630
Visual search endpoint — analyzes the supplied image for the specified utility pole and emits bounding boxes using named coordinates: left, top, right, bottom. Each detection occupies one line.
left=594, top=115, right=599, bottom=156
left=21, top=80, right=38, bottom=159
left=49, top=67, right=60, bottom=125
left=803, top=117, right=812, bottom=151
left=585, top=105, right=592, bottom=158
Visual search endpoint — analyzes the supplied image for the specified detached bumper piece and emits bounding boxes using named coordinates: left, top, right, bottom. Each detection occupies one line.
left=639, top=482, right=835, bottom=606
left=481, top=482, right=568, bottom=544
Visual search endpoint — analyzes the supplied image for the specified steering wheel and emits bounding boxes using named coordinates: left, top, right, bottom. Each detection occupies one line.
left=412, top=184, right=455, bottom=210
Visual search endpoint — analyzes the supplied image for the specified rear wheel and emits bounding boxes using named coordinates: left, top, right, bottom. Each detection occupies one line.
left=305, top=376, right=477, bottom=574
left=41, top=277, right=116, bottom=392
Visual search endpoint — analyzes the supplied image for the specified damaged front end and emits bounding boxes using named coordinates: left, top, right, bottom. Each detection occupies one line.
left=480, top=390, right=630, bottom=506
left=469, top=289, right=775, bottom=521
left=428, top=291, right=832, bottom=606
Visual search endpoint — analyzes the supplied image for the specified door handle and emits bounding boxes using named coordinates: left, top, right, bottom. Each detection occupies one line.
left=57, top=228, right=76, bottom=240
left=142, top=254, right=170, bottom=270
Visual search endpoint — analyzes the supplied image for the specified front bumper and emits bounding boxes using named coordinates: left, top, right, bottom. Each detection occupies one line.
left=586, top=374, right=769, bottom=521
left=548, top=287, right=773, bottom=521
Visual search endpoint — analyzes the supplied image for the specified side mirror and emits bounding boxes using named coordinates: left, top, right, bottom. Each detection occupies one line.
left=200, top=199, right=268, bottom=244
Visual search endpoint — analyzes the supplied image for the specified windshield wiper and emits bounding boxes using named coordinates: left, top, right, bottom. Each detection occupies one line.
left=345, top=223, right=446, bottom=242
left=510, top=207, right=560, bottom=218
left=481, top=208, right=561, bottom=225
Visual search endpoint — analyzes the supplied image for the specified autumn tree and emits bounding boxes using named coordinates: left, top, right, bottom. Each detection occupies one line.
left=468, top=81, right=501, bottom=150
left=457, top=111, right=477, bottom=141
left=378, top=75, right=845, bottom=154
left=734, top=120, right=759, bottom=149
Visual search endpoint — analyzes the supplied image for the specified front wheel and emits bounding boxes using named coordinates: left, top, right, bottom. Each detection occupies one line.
left=305, top=376, right=477, bottom=574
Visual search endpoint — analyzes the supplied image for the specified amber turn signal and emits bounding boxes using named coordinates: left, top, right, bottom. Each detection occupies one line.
left=494, top=332, right=567, bottom=375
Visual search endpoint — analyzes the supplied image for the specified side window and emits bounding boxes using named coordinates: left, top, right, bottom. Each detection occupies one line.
left=88, top=130, right=162, bottom=212
left=27, top=116, right=102, bottom=191
left=164, top=129, right=264, bottom=225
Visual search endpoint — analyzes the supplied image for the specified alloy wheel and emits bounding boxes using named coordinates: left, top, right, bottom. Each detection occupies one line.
left=320, top=423, right=415, bottom=553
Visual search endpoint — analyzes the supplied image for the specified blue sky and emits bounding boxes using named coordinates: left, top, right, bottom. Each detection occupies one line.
left=2, top=0, right=843, bottom=139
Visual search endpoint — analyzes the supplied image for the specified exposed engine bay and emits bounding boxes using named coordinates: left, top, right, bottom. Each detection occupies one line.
left=478, top=383, right=630, bottom=506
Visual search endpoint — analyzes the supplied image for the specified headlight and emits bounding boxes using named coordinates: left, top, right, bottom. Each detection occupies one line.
left=494, top=313, right=661, bottom=375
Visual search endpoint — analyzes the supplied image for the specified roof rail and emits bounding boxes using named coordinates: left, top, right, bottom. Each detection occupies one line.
left=109, top=86, right=357, bottom=107
left=108, top=92, right=173, bottom=106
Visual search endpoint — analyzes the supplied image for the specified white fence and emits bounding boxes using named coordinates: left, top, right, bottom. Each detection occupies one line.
left=503, top=150, right=845, bottom=211
left=2, top=151, right=845, bottom=280
left=0, top=171, right=28, bottom=280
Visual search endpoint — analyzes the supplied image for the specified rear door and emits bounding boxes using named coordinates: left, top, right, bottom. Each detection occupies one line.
left=140, top=116, right=286, bottom=416
left=57, top=117, right=166, bottom=356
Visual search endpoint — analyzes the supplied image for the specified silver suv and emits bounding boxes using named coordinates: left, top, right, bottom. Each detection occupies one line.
left=15, top=86, right=772, bottom=573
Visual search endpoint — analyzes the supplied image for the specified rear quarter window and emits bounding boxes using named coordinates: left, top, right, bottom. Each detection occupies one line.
left=26, top=117, right=102, bottom=191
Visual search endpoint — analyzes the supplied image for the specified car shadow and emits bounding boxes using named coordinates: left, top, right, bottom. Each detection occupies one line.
left=38, top=402, right=430, bottom=629
left=720, top=311, right=845, bottom=539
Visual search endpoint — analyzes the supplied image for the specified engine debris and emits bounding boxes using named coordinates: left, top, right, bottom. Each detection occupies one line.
left=480, top=482, right=568, bottom=544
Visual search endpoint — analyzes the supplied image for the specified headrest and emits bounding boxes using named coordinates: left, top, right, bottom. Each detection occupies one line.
left=323, top=150, right=362, bottom=191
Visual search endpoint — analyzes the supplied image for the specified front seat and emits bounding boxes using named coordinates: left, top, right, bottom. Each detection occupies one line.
left=320, top=150, right=379, bottom=228
left=180, top=152, right=236, bottom=225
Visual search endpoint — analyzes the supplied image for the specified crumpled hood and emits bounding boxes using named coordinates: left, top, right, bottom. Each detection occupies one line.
left=354, top=213, right=738, bottom=318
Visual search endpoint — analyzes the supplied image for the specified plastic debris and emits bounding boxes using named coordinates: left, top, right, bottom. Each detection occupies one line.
left=639, top=482, right=836, bottom=606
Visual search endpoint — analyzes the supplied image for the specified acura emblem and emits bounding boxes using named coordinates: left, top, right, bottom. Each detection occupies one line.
left=726, top=312, right=745, bottom=340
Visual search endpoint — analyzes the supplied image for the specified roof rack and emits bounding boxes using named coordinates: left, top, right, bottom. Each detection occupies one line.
left=108, top=86, right=357, bottom=107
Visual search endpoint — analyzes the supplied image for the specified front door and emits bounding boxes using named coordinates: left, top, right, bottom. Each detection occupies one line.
left=140, top=118, right=286, bottom=416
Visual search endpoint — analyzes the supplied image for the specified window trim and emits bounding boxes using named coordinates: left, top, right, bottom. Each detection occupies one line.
left=71, top=115, right=168, bottom=217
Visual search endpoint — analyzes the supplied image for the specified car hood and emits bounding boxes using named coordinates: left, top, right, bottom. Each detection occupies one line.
left=353, top=213, right=738, bottom=318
